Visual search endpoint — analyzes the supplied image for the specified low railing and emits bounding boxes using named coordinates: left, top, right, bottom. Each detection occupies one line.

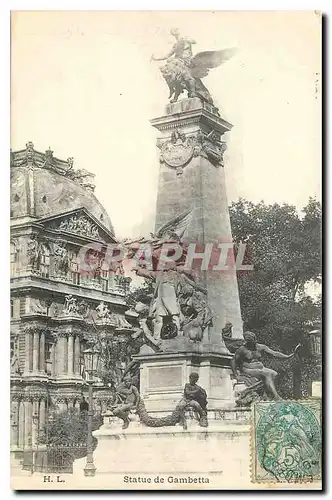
left=22, top=444, right=88, bottom=474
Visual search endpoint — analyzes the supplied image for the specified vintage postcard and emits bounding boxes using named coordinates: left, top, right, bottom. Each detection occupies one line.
left=10, top=11, right=322, bottom=490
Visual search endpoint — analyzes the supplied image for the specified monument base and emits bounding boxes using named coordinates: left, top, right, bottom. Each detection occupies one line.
left=73, top=411, right=251, bottom=488
left=134, top=347, right=235, bottom=412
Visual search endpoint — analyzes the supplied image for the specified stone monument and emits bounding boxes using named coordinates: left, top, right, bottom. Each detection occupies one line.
left=134, top=30, right=243, bottom=414
left=75, top=30, right=252, bottom=483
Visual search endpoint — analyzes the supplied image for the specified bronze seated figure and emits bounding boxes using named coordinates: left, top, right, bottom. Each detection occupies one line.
left=110, top=372, right=208, bottom=430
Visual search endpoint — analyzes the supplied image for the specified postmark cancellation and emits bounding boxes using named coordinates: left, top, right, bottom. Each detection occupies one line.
left=251, top=400, right=322, bottom=484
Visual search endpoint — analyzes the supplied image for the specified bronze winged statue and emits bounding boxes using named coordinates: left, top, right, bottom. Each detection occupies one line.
left=151, top=28, right=236, bottom=105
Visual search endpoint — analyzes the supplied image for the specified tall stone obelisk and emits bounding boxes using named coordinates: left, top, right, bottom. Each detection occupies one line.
left=152, top=98, right=243, bottom=344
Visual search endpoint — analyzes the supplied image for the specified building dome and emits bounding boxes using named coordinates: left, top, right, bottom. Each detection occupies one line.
left=10, top=142, right=115, bottom=236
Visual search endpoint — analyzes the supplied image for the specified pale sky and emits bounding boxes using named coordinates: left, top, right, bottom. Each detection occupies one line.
left=11, top=11, right=321, bottom=238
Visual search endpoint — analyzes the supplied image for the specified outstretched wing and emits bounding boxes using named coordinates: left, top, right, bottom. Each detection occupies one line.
left=190, top=48, right=237, bottom=79
left=155, top=210, right=193, bottom=240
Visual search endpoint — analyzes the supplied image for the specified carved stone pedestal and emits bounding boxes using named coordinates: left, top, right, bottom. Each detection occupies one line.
left=134, top=347, right=235, bottom=413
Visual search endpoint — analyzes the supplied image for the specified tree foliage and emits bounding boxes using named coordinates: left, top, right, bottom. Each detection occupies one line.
left=126, top=279, right=154, bottom=308
left=39, top=408, right=103, bottom=447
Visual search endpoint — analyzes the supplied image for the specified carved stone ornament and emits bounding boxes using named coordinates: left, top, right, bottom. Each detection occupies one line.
left=158, top=129, right=194, bottom=171
left=57, top=215, right=101, bottom=239
left=29, top=298, right=48, bottom=315
left=69, top=168, right=96, bottom=192
left=194, top=131, right=227, bottom=166
left=26, top=141, right=35, bottom=166
left=53, top=241, right=69, bottom=276
left=26, top=235, right=41, bottom=269
left=63, top=294, right=80, bottom=316
left=10, top=351, right=21, bottom=376
left=96, top=301, right=110, bottom=320
left=11, top=391, right=25, bottom=402
left=11, top=143, right=96, bottom=192
left=77, top=299, right=90, bottom=318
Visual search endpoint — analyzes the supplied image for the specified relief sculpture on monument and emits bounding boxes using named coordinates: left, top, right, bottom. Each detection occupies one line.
left=10, top=11, right=322, bottom=492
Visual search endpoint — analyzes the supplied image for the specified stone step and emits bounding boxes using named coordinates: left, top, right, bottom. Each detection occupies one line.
left=72, top=421, right=251, bottom=480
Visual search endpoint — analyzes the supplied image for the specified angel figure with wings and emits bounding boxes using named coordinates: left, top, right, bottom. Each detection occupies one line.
left=151, top=28, right=236, bottom=105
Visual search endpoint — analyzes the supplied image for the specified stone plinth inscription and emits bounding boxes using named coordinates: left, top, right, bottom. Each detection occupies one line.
left=147, top=365, right=183, bottom=391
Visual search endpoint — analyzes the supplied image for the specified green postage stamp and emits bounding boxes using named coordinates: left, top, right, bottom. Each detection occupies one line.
left=252, top=400, right=322, bottom=484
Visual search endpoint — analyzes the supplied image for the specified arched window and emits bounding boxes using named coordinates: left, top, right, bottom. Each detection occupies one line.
left=39, top=244, right=50, bottom=277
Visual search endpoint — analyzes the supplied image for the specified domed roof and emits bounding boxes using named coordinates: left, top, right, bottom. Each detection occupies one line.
left=10, top=143, right=115, bottom=236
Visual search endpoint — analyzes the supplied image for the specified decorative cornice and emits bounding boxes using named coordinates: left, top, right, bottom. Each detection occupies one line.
left=151, top=105, right=232, bottom=136
left=10, top=392, right=25, bottom=401
left=54, top=215, right=101, bottom=240
left=10, top=388, right=48, bottom=401
left=10, top=143, right=96, bottom=192
left=22, top=325, right=50, bottom=335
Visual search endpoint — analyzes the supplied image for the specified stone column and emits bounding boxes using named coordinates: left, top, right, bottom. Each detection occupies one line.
left=56, top=335, right=65, bottom=376
left=51, top=343, right=56, bottom=376
left=32, top=331, right=39, bottom=372
left=24, top=330, right=32, bottom=373
left=24, top=400, right=32, bottom=448
left=39, top=332, right=45, bottom=374
left=74, top=336, right=80, bottom=375
left=31, top=400, right=39, bottom=446
left=18, top=400, right=25, bottom=449
left=64, top=335, right=68, bottom=374
left=39, top=398, right=46, bottom=432
left=10, top=400, right=19, bottom=448
left=68, top=335, right=74, bottom=376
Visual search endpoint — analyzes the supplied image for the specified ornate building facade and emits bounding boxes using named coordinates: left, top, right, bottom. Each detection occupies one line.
left=10, top=143, right=133, bottom=453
